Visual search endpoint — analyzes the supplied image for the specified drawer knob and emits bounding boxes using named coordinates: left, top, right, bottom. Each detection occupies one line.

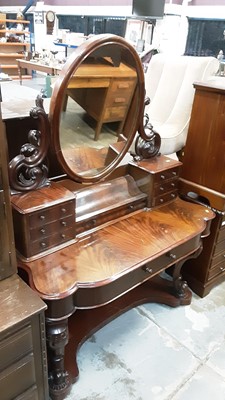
left=171, top=182, right=175, bottom=187
left=171, top=193, right=176, bottom=199
left=167, top=252, right=177, bottom=260
left=40, top=242, right=47, bottom=248
left=220, top=266, right=225, bottom=272
left=61, top=208, right=67, bottom=213
left=61, top=221, right=67, bottom=227
left=172, top=171, right=177, bottom=176
left=144, top=266, right=153, bottom=274
left=160, top=174, right=165, bottom=180
left=160, top=198, right=164, bottom=203
left=160, top=186, right=164, bottom=191
left=40, top=228, right=46, bottom=234
left=61, top=234, right=66, bottom=239
left=39, top=215, right=45, bottom=220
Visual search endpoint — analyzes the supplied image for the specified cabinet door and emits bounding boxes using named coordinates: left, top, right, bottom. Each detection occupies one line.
left=0, top=109, right=17, bottom=279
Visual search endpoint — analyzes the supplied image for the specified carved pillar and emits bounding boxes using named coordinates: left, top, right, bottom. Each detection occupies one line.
left=46, top=318, right=72, bottom=400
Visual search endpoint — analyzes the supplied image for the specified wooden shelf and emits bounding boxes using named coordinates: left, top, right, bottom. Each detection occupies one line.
left=0, top=53, right=24, bottom=58
left=0, top=18, right=30, bottom=78
left=0, top=64, right=18, bottom=68
left=0, top=19, right=30, bottom=24
left=0, top=29, right=30, bottom=34
left=0, top=42, right=30, bottom=46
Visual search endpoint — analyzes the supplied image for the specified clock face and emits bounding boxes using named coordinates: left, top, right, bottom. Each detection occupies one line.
left=46, top=11, right=55, bottom=23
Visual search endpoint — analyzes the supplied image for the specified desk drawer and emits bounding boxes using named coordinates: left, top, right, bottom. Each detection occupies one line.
left=0, top=354, right=36, bottom=400
left=103, top=105, right=127, bottom=121
left=0, top=325, right=33, bottom=372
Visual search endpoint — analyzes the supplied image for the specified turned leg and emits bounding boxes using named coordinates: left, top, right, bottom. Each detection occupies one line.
left=171, top=244, right=203, bottom=298
left=46, top=318, right=72, bottom=400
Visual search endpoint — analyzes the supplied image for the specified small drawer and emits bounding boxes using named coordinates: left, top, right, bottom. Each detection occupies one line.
left=211, top=251, right=225, bottom=269
left=29, top=215, right=74, bottom=241
left=0, top=354, right=36, bottom=400
left=153, top=191, right=177, bottom=207
left=29, top=200, right=74, bottom=227
left=208, top=260, right=225, bottom=280
left=154, top=180, right=178, bottom=196
left=154, top=168, right=179, bottom=184
left=217, top=226, right=225, bottom=243
left=30, top=227, right=74, bottom=255
left=0, top=325, right=33, bottom=372
left=213, top=238, right=225, bottom=257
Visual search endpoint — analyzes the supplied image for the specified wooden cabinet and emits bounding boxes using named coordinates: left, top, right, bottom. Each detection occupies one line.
left=0, top=108, right=49, bottom=398
left=0, top=109, right=17, bottom=280
left=0, top=274, right=48, bottom=400
left=179, top=81, right=225, bottom=297
left=0, top=18, right=31, bottom=79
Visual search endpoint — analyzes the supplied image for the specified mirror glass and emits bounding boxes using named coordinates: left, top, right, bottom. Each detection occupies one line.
left=50, top=35, right=144, bottom=182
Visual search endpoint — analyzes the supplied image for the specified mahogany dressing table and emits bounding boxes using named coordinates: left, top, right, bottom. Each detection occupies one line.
left=8, top=35, right=214, bottom=400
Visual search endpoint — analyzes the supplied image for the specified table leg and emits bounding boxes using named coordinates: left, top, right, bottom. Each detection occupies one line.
left=46, top=317, right=72, bottom=400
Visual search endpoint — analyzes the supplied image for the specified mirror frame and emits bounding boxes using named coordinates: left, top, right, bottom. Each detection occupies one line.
left=49, top=34, right=145, bottom=183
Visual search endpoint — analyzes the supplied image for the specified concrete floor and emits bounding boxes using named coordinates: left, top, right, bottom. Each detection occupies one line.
left=63, top=279, right=225, bottom=400
left=17, top=75, right=225, bottom=400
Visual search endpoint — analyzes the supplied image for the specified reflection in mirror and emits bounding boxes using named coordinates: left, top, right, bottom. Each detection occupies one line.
left=58, top=40, right=138, bottom=177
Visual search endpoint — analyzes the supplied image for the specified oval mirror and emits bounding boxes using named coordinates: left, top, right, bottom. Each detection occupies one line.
left=49, top=34, right=145, bottom=183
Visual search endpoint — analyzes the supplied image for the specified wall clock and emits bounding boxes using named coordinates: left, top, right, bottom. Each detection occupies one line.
left=46, top=10, right=55, bottom=35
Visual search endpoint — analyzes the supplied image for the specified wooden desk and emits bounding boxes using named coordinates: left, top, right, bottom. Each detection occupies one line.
left=63, top=59, right=137, bottom=140
left=16, top=193, right=213, bottom=400
left=17, top=59, right=59, bottom=85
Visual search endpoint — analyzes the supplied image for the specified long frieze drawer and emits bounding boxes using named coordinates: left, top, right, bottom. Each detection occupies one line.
left=152, top=191, right=177, bottom=207
left=29, top=215, right=74, bottom=241
left=208, top=260, right=225, bottom=281
left=154, top=179, right=178, bottom=196
left=30, top=227, right=74, bottom=255
left=0, top=325, right=33, bottom=372
left=28, top=200, right=74, bottom=227
left=74, top=236, right=201, bottom=307
left=217, top=226, right=225, bottom=243
left=0, top=354, right=36, bottom=400
left=211, top=250, right=225, bottom=268
left=154, top=168, right=179, bottom=184
left=213, top=238, right=225, bottom=256
left=103, top=106, right=127, bottom=121
left=76, top=198, right=147, bottom=236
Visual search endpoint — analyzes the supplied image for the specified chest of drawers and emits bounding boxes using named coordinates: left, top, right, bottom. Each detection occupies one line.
left=11, top=182, right=76, bottom=260
left=128, top=155, right=182, bottom=208
left=179, top=82, right=225, bottom=296
left=0, top=274, right=48, bottom=400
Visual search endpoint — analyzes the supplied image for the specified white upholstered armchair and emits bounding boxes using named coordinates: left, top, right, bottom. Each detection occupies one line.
left=144, top=54, right=219, bottom=156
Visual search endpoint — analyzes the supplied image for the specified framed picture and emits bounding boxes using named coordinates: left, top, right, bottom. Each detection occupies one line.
left=125, top=19, right=144, bottom=45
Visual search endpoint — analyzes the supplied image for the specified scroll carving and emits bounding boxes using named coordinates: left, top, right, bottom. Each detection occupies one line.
left=133, top=96, right=161, bottom=161
left=8, top=95, right=50, bottom=193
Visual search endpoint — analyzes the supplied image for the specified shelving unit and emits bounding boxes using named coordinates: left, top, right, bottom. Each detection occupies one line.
left=0, top=18, right=31, bottom=80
